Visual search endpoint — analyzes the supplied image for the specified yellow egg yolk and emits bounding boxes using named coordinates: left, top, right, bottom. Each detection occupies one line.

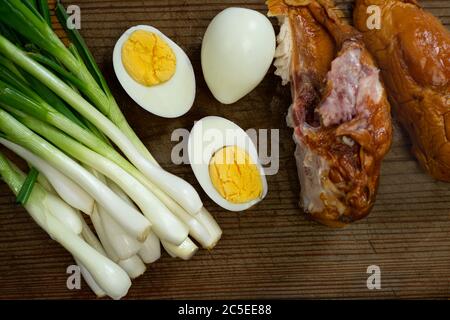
left=209, top=146, right=263, bottom=204
left=122, top=30, right=176, bottom=86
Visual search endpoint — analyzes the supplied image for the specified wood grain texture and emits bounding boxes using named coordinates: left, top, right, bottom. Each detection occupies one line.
left=0, top=0, right=449, bottom=299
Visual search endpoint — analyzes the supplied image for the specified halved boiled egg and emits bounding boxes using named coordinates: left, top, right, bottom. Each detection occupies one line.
left=113, top=25, right=196, bottom=118
left=188, top=116, right=268, bottom=211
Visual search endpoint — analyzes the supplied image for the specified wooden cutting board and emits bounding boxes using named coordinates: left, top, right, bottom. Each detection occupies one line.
left=0, top=0, right=449, bottom=299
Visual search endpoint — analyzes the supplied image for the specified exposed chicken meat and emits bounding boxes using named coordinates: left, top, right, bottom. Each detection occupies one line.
left=268, top=0, right=393, bottom=227
left=354, top=0, right=450, bottom=182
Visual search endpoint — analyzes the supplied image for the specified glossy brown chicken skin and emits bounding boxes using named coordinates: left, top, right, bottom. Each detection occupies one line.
left=268, top=0, right=393, bottom=227
left=354, top=0, right=450, bottom=181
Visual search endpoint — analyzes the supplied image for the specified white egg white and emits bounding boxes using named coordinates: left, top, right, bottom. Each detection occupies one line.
left=188, top=116, right=268, bottom=212
left=113, top=25, right=196, bottom=118
left=201, top=8, right=276, bottom=104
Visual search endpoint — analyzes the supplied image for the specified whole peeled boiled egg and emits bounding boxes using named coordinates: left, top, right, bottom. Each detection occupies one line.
left=113, top=25, right=196, bottom=118
left=188, top=116, right=268, bottom=211
left=201, top=8, right=276, bottom=104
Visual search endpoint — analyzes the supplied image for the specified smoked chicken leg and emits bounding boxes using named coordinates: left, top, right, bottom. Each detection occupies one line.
left=268, top=0, right=393, bottom=227
left=354, top=0, right=450, bottom=181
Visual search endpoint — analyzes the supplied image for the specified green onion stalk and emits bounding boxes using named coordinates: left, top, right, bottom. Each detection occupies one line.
left=0, top=151, right=131, bottom=299
left=0, top=0, right=205, bottom=216
left=0, top=32, right=203, bottom=216
left=0, top=0, right=222, bottom=248
left=0, top=108, right=152, bottom=241
left=3, top=108, right=189, bottom=245
left=0, top=78, right=220, bottom=246
left=0, top=138, right=94, bottom=214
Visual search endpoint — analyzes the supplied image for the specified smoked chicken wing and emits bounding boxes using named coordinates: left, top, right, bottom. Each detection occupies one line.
left=354, top=0, right=450, bottom=181
left=268, top=0, right=393, bottom=227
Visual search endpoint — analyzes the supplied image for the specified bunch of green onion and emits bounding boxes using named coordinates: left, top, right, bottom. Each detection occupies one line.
left=0, top=0, right=222, bottom=299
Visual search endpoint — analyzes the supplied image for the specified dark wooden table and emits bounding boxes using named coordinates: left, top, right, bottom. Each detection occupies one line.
left=0, top=0, right=449, bottom=299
